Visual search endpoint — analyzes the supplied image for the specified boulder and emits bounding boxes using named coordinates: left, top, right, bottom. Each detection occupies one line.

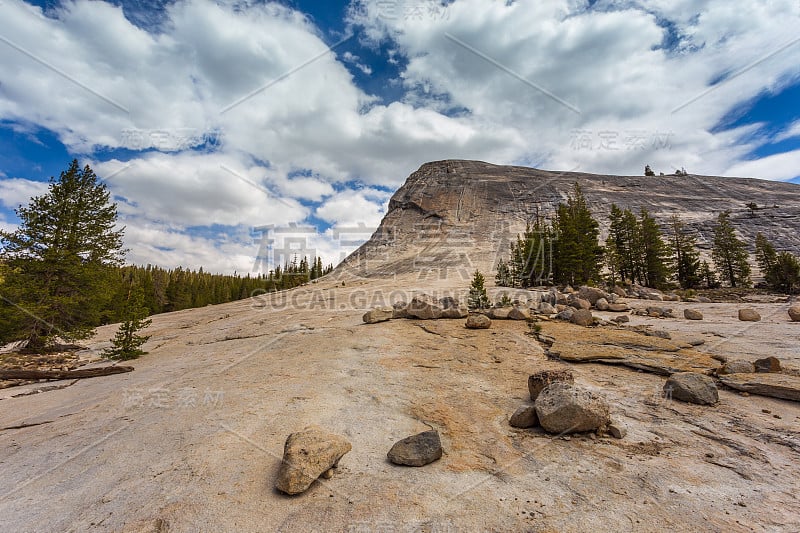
left=738, top=308, right=761, bottom=322
left=439, top=297, right=468, bottom=319
left=275, top=426, right=352, bottom=495
left=465, top=314, right=491, bottom=329
left=362, top=307, right=393, bottom=324
left=697, top=296, right=712, bottom=303
left=578, top=286, right=608, bottom=306
left=537, top=302, right=556, bottom=315
left=571, top=309, right=595, bottom=327
left=509, top=405, right=539, bottom=428
left=607, top=421, right=627, bottom=439
left=607, top=303, right=630, bottom=312
left=595, top=298, right=610, bottom=311
left=387, top=430, right=443, bottom=467
left=612, top=315, right=630, bottom=324
left=788, top=305, right=800, bottom=322
left=528, top=369, right=574, bottom=400
left=753, top=356, right=781, bottom=373
left=611, top=286, right=627, bottom=298
left=719, top=360, right=755, bottom=375
left=392, top=301, right=409, bottom=319
left=684, top=309, right=704, bottom=321
left=535, top=382, right=611, bottom=434
left=489, top=307, right=512, bottom=320
left=663, top=294, right=681, bottom=302
left=569, top=297, right=592, bottom=310
left=664, top=373, right=718, bottom=405
left=407, top=294, right=443, bottom=320
left=555, top=307, right=575, bottom=321
left=508, top=306, right=531, bottom=321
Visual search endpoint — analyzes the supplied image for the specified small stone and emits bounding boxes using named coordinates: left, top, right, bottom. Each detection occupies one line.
left=788, top=305, right=800, bottom=322
left=753, top=356, right=781, bottom=373
left=362, top=307, right=394, bottom=324
left=528, top=369, right=574, bottom=401
left=387, top=430, right=443, bottom=467
left=608, top=422, right=627, bottom=439
left=465, top=313, right=491, bottom=329
left=684, top=309, right=704, bottom=321
left=612, top=315, right=630, bottom=324
left=738, top=308, right=761, bottom=322
left=509, top=405, right=539, bottom=428
left=664, top=372, right=718, bottom=405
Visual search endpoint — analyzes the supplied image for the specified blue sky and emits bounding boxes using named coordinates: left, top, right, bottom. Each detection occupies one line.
left=1, top=0, right=799, bottom=273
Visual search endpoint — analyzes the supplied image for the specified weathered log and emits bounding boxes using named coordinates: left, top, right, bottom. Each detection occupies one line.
left=0, top=366, right=134, bottom=380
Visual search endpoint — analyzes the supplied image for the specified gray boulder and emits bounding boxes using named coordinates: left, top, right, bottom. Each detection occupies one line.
left=738, top=308, right=761, bottom=322
left=555, top=307, right=575, bottom=321
left=684, top=309, right=704, bottom=321
left=528, top=369, right=574, bottom=400
left=387, top=430, right=443, bottom=467
left=578, top=286, right=608, bottom=306
left=664, top=373, right=718, bottom=405
left=537, top=302, right=556, bottom=315
left=509, top=405, right=539, bottom=428
left=465, top=314, right=491, bottom=329
left=595, top=298, right=610, bottom=311
left=719, top=360, right=755, bottom=375
left=363, top=307, right=393, bottom=324
left=275, top=426, right=352, bottom=495
left=508, top=306, right=531, bottom=321
left=571, top=309, right=595, bottom=327
left=535, top=382, right=611, bottom=434
left=407, top=294, right=443, bottom=320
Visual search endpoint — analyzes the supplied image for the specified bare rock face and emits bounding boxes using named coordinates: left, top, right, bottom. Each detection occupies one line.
left=788, top=305, right=800, bottom=322
left=571, top=309, right=595, bottom=327
left=275, top=426, right=352, bottom=495
left=738, top=308, right=761, bottom=322
left=684, top=309, right=704, bottom=321
left=528, top=369, right=575, bottom=401
left=719, top=360, right=756, bottom=374
left=465, top=314, right=491, bottom=329
left=509, top=405, right=539, bottom=428
left=753, top=356, right=781, bottom=373
left=534, top=382, right=611, bottom=434
left=407, top=294, right=443, bottom=320
left=387, top=430, right=443, bottom=467
left=363, top=307, right=393, bottom=324
left=719, top=373, right=800, bottom=401
left=664, top=373, right=718, bottom=405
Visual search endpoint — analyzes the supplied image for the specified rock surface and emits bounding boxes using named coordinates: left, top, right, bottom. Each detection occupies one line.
left=465, top=314, right=491, bottom=329
left=387, top=430, right=443, bottom=467
left=738, top=309, right=761, bottom=322
left=275, top=426, right=352, bottom=495
left=719, top=373, right=800, bottom=401
left=535, top=382, right=611, bottom=434
left=664, top=373, right=719, bottom=405
left=509, top=405, right=539, bottom=428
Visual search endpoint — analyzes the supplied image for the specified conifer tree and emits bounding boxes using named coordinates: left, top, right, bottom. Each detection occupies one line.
left=700, top=261, right=719, bottom=289
left=668, top=216, right=701, bottom=289
left=552, top=184, right=602, bottom=286
left=0, top=160, right=124, bottom=351
left=495, top=258, right=512, bottom=287
left=755, top=233, right=800, bottom=293
left=711, top=211, right=751, bottom=287
left=468, top=269, right=490, bottom=309
left=754, top=233, right=777, bottom=285
left=638, top=208, right=671, bottom=288
left=103, top=281, right=152, bottom=360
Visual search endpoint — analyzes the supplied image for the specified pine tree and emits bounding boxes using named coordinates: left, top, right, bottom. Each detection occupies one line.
left=103, top=281, right=152, bottom=360
left=711, top=211, right=751, bottom=288
left=467, top=269, right=490, bottom=309
left=552, top=183, right=602, bottom=286
left=754, top=233, right=777, bottom=286
left=700, top=261, right=719, bottom=289
left=755, top=233, right=800, bottom=293
left=495, top=258, right=512, bottom=287
left=0, top=160, right=124, bottom=351
left=668, top=216, right=701, bottom=289
left=638, top=208, right=671, bottom=288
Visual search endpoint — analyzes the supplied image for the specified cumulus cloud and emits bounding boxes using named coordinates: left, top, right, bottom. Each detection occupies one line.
left=0, top=178, right=49, bottom=209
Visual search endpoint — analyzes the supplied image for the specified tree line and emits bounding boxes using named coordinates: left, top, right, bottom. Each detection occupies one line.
left=495, top=183, right=800, bottom=293
left=0, top=160, right=332, bottom=353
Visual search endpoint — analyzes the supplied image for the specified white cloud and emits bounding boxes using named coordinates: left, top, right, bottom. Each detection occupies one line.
left=314, top=188, right=391, bottom=227
left=774, top=120, right=800, bottom=143
left=0, top=178, right=49, bottom=209
left=725, top=150, right=800, bottom=181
